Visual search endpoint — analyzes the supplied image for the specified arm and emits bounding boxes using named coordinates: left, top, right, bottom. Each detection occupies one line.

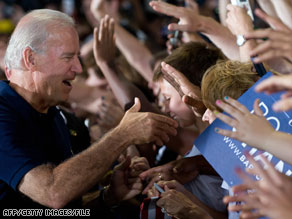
left=18, top=98, right=178, bottom=208
left=90, top=0, right=154, bottom=83
left=180, top=0, right=209, bottom=45
left=218, top=0, right=229, bottom=26
left=200, top=17, right=240, bottom=61
left=225, top=4, right=257, bottom=62
left=93, top=16, right=200, bottom=158
left=19, top=127, right=131, bottom=208
left=115, top=24, right=154, bottom=83
left=93, top=15, right=156, bottom=112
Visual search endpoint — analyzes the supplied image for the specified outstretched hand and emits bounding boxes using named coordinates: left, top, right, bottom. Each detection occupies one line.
left=255, top=74, right=292, bottom=112
left=223, top=154, right=292, bottom=219
left=93, top=15, right=116, bottom=65
left=161, top=62, right=206, bottom=117
left=118, top=97, right=178, bottom=146
left=214, top=97, right=275, bottom=150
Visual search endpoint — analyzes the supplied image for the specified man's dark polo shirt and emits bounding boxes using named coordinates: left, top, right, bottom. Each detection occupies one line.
left=0, top=81, right=73, bottom=208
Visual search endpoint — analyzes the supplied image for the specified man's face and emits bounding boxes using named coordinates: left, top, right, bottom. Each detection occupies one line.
left=159, top=78, right=196, bottom=127
left=32, top=26, right=82, bottom=106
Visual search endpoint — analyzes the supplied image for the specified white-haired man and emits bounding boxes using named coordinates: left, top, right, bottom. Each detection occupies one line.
left=0, top=9, right=178, bottom=209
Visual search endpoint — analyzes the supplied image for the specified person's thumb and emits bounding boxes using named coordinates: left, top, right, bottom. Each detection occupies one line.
left=126, top=97, right=141, bottom=113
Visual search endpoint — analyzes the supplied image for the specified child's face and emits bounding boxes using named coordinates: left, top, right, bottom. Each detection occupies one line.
left=159, top=79, right=196, bottom=127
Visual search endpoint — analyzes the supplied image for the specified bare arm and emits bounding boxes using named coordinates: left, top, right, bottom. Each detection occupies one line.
left=90, top=0, right=154, bottom=83
left=225, top=4, right=257, bottom=62
left=97, top=59, right=156, bottom=112
left=18, top=97, right=178, bottom=208
left=199, top=17, right=240, bottom=60
left=18, top=127, right=131, bottom=208
left=218, top=0, right=229, bottom=26
left=92, top=15, right=157, bottom=113
left=114, top=24, right=154, bottom=83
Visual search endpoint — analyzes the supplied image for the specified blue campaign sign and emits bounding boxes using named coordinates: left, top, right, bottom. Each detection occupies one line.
left=195, top=72, right=292, bottom=187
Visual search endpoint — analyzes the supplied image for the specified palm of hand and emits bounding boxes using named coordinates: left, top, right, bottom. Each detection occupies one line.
left=93, top=16, right=116, bottom=65
left=161, top=62, right=201, bottom=100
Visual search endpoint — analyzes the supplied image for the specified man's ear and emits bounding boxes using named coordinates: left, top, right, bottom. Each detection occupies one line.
left=23, top=47, right=36, bottom=70
left=4, top=66, right=11, bottom=80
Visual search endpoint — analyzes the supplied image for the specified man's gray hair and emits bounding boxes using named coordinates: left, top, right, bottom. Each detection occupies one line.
left=5, top=9, right=75, bottom=70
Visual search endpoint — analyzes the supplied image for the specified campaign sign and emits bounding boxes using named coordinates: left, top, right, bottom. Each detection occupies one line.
left=195, top=72, right=292, bottom=187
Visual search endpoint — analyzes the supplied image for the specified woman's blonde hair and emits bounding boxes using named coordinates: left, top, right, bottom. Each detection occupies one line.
left=201, top=60, right=259, bottom=111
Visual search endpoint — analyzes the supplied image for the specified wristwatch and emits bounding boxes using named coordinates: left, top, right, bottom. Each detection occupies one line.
left=236, top=35, right=247, bottom=47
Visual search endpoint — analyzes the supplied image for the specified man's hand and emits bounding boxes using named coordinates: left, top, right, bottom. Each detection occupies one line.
left=161, top=62, right=206, bottom=117
left=93, top=15, right=116, bottom=65
left=117, top=98, right=178, bottom=146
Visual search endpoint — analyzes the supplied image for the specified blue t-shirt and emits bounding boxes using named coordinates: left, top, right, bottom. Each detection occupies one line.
left=0, top=81, right=73, bottom=208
